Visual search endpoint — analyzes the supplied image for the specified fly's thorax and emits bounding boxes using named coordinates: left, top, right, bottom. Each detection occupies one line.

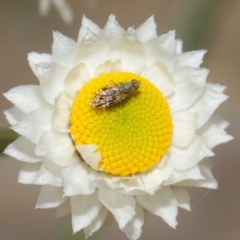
left=119, top=79, right=141, bottom=94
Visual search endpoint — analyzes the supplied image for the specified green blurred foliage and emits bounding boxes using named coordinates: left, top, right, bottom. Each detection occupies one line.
left=178, top=0, right=224, bottom=51
left=0, top=129, right=18, bottom=154
left=52, top=216, right=85, bottom=240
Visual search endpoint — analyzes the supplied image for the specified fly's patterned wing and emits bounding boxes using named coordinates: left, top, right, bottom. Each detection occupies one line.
left=90, top=80, right=140, bottom=109
left=90, top=83, right=127, bottom=108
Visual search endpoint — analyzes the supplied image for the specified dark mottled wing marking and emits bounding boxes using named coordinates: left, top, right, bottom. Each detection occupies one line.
left=90, top=80, right=140, bottom=109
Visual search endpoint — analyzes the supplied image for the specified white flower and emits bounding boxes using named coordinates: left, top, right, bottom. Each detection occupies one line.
left=38, top=0, right=73, bottom=24
left=4, top=15, right=233, bottom=240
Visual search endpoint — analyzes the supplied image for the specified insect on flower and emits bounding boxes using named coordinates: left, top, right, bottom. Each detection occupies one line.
left=90, top=79, right=141, bottom=108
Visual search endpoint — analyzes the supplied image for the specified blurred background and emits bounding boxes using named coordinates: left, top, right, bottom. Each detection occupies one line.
left=0, top=0, right=239, bottom=239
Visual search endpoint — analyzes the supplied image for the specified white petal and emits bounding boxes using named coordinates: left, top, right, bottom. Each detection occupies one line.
left=172, top=111, right=198, bottom=147
left=163, top=164, right=204, bottom=185
left=34, top=140, right=45, bottom=156
left=175, top=50, right=207, bottom=68
left=64, top=63, right=92, bottom=99
left=62, top=159, right=95, bottom=195
left=52, top=0, right=73, bottom=24
left=157, top=157, right=175, bottom=182
left=136, top=186, right=178, bottom=228
left=189, top=83, right=228, bottom=128
left=3, top=85, right=51, bottom=114
left=74, top=37, right=108, bottom=73
left=144, top=38, right=175, bottom=71
left=98, top=189, right=135, bottom=229
left=41, top=156, right=62, bottom=178
left=199, top=161, right=218, bottom=189
left=122, top=203, right=144, bottom=240
left=40, top=63, right=69, bottom=105
left=176, top=160, right=218, bottom=189
left=12, top=108, right=52, bottom=144
left=93, top=175, right=146, bottom=195
left=168, top=81, right=204, bottom=112
left=140, top=167, right=165, bottom=194
left=78, top=15, right=101, bottom=43
left=94, top=60, right=122, bottom=77
left=3, top=107, right=24, bottom=126
left=107, top=35, right=146, bottom=74
left=136, top=16, right=157, bottom=43
left=28, top=52, right=52, bottom=81
left=120, top=182, right=149, bottom=195
left=171, top=187, right=190, bottom=211
left=39, top=130, right=75, bottom=167
left=141, top=62, right=175, bottom=97
left=197, top=117, right=233, bottom=149
left=71, top=191, right=102, bottom=233
left=176, top=40, right=183, bottom=54
left=63, top=181, right=86, bottom=197
left=52, top=31, right=77, bottom=68
left=172, top=67, right=209, bottom=87
left=4, top=136, right=42, bottom=163
left=92, top=176, right=115, bottom=192
left=56, top=198, right=71, bottom=217
left=169, top=135, right=213, bottom=171
left=157, top=31, right=176, bottom=54
left=144, top=31, right=177, bottom=65
left=18, top=163, right=41, bottom=184
left=35, top=165, right=63, bottom=187
left=76, top=144, right=101, bottom=170
left=103, top=15, right=124, bottom=37
left=84, top=206, right=108, bottom=238
left=52, top=93, right=71, bottom=133
left=36, top=185, right=66, bottom=209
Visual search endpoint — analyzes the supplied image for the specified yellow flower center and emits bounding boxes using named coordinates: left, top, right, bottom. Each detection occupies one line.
left=70, top=72, right=173, bottom=176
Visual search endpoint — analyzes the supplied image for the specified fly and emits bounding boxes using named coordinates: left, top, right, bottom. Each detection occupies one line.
left=90, top=79, right=141, bottom=109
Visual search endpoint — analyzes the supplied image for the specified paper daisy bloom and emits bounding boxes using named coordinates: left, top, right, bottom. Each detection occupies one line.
left=38, top=0, right=73, bottom=24
left=4, top=15, right=233, bottom=239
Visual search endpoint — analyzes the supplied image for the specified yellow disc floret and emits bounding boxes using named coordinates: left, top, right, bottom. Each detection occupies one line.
left=70, top=72, right=173, bottom=177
